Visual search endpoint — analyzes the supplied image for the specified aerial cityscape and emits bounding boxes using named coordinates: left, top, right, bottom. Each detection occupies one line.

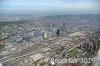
left=0, top=0, right=100, bottom=66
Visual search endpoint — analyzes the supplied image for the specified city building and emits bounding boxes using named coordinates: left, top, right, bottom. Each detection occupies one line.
left=56, top=29, right=60, bottom=37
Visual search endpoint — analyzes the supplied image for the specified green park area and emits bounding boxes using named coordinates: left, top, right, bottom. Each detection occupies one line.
left=0, top=45, right=4, bottom=50
left=68, top=49, right=78, bottom=57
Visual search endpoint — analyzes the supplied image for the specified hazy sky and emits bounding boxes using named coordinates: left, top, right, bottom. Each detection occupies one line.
left=0, top=0, right=100, bottom=15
